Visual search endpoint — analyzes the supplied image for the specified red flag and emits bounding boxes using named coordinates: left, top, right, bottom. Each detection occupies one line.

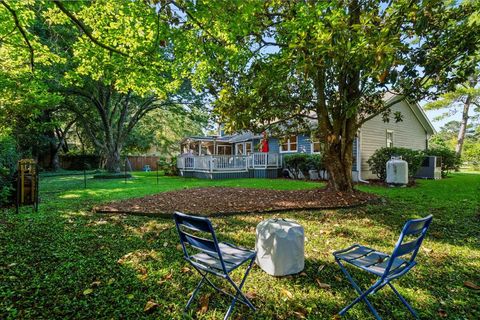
left=261, top=132, right=269, bottom=152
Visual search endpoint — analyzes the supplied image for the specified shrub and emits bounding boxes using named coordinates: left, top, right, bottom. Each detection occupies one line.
left=367, top=147, right=424, bottom=180
left=463, top=141, right=480, bottom=171
left=0, top=135, right=20, bottom=207
left=283, top=154, right=310, bottom=179
left=306, top=154, right=327, bottom=179
left=427, top=147, right=461, bottom=178
left=59, top=154, right=100, bottom=170
left=158, top=156, right=177, bottom=176
left=93, top=173, right=132, bottom=179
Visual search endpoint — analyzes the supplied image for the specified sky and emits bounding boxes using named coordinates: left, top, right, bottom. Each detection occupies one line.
left=422, top=105, right=460, bottom=132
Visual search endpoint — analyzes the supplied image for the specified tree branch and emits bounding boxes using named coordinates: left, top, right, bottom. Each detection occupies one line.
left=359, top=94, right=407, bottom=124
left=0, top=0, right=34, bottom=71
left=52, top=0, right=129, bottom=57
left=170, top=0, right=226, bottom=46
left=64, top=101, right=105, bottom=150
left=54, top=118, right=77, bottom=153
left=0, top=25, right=17, bottom=43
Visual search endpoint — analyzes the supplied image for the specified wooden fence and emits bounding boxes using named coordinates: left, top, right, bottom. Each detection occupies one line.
left=126, top=156, right=159, bottom=171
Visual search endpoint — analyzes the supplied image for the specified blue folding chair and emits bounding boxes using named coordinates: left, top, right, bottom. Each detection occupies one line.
left=173, top=212, right=257, bottom=320
left=333, top=215, right=433, bottom=319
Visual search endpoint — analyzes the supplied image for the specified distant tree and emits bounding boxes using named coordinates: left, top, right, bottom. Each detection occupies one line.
left=429, top=120, right=476, bottom=150
left=425, top=64, right=480, bottom=157
left=64, top=80, right=203, bottom=173
left=1, top=0, right=205, bottom=173
left=124, top=107, right=208, bottom=157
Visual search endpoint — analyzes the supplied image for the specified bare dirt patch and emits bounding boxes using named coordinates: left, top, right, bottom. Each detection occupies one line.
left=94, top=187, right=378, bottom=217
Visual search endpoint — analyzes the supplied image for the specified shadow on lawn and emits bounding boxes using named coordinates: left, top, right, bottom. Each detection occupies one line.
left=3, top=206, right=477, bottom=319
left=197, top=213, right=478, bottom=319
left=5, top=172, right=479, bottom=319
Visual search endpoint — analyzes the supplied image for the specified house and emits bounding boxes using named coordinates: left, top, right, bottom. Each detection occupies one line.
left=177, top=95, right=436, bottom=180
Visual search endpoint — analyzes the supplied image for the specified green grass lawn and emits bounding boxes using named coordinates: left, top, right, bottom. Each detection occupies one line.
left=1, top=172, right=479, bottom=319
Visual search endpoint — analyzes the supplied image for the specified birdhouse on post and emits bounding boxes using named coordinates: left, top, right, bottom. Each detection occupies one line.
left=16, top=159, right=39, bottom=213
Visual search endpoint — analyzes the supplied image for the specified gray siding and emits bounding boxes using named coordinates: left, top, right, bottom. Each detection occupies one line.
left=272, top=134, right=358, bottom=173
left=352, top=137, right=358, bottom=172
left=268, top=138, right=280, bottom=153
left=269, top=135, right=312, bottom=155
left=252, top=138, right=261, bottom=151
left=297, top=135, right=312, bottom=154
left=253, top=168, right=281, bottom=178
left=180, top=169, right=279, bottom=179
left=360, top=100, right=429, bottom=179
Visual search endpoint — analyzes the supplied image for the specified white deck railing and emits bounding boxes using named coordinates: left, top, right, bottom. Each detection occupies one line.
left=177, top=153, right=281, bottom=172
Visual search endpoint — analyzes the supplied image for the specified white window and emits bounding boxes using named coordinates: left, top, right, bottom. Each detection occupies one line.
left=200, top=142, right=212, bottom=155
left=217, top=145, right=232, bottom=155
left=235, top=142, right=253, bottom=155
left=280, top=135, right=298, bottom=153
left=311, top=140, right=321, bottom=154
left=245, top=142, right=252, bottom=155
left=386, top=130, right=394, bottom=148
left=235, top=143, right=244, bottom=155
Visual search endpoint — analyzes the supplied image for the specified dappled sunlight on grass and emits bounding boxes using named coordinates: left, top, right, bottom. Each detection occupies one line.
left=117, top=249, right=162, bottom=266
left=59, top=193, right=81, bottom=199
left=123, top=220, right=171, bottom=238
left=59, top=210, right=90, bottom=218
left=117, top=249, right=164, bottom=281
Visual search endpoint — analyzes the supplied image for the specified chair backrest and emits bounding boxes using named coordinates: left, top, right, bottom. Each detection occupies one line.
left=384, top=215, right=433, bottom=278
left=173, top=211, right=228, bottom=273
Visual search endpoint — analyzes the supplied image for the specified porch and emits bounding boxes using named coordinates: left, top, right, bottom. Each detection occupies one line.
left=177, top=153, right=282, bottom=179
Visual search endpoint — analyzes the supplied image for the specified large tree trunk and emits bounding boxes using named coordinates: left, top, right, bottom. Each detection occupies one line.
left=455, top=95, right=471, bottom=157
left=51, top=151, right=61, bottom=171
left=105, top=148, right=121, bottom=173
left=324, top=138, right=354, bottom=192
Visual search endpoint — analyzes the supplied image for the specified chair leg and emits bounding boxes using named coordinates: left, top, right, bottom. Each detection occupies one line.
left=185, top=258, right=256, bottom=319
left=223, top=258, right=256, bottom=320
left=336, top=259, right=382, bottom=320
left=388, top=283, right=419, bottom=319
left=185, top=274, right=207, bottom=311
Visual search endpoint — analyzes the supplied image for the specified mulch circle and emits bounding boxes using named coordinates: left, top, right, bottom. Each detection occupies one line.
left=94, top=187, right=378, bottom=218
left=366, top=179, right=417, bottom=187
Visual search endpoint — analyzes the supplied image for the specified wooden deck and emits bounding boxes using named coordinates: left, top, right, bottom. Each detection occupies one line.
left=177, top=153, right=282, bottom=179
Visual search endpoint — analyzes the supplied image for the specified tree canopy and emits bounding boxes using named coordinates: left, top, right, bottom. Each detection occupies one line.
left=172, top=0, right=480, bottom=190
left=0, top=0, right=207, bottom=172
left=1, top=0, right=479, bottom=187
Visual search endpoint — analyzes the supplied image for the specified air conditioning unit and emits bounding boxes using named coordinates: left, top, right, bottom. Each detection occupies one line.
left=415, top=156, right=442, bottom=179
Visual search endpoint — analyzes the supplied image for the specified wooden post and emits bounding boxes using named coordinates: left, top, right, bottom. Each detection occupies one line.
left=82, top=145, right=87, bottom=189
left=16, top=159, right=39, bottom=213
left=16, top=167, right=20, bottom=214
left=34, top=163, right=39, bottom=212
left=124, top=158, right=127, bottom=184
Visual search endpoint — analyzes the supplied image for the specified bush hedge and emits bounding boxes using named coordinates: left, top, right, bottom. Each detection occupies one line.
left=427, top=147, right=461, bottom=177
left=0, top=135, right=20, bottom=207
left=283, top=153, right=325, bottom=179
left=283, top=154, right=310, bottom=179
left=60, top=154, right=101, bottom=170
left=157, top=156, right=177, bottom=176
left=367, top=147, right=424, bottom=180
